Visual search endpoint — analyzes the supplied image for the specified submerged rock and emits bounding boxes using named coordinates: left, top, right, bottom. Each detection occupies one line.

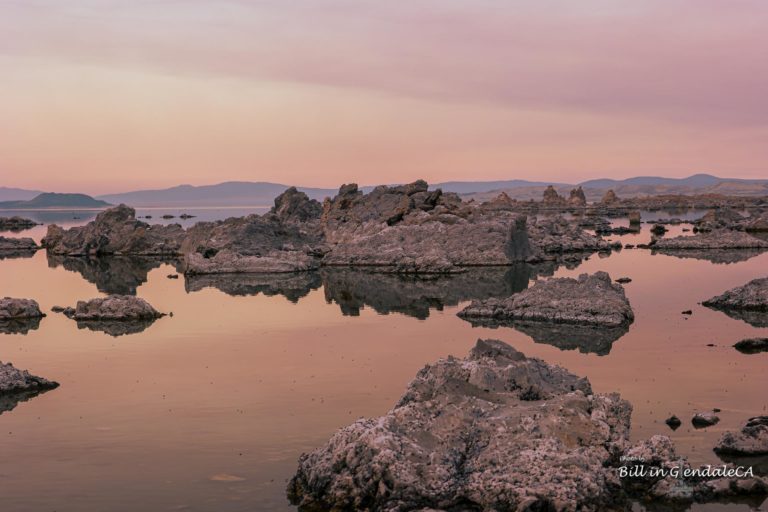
left=692, top=412, right=721, bottom=428
left=42, top=205, right=185, bottom=256
left=288, top=339, right=768, bottom=510
left=733, top=338, right=768, bottom=354
left=458, top=272, right=634, bottom=328
left=0, top=298, right=45, bottom=335
left=715, top=417, right=768, bottom=456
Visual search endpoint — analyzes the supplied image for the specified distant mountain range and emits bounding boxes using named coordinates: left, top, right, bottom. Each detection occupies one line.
left=0, top=193, right=111, bottom=210
left=2, top=174, right=767, bottom=209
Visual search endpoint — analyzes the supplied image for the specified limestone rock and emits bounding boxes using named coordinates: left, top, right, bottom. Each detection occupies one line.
left=0, top=236, right=39, bottom=253
left=0, top=361, right=58, bottom=396
left=541, top=185, right=566, bottom=205
left=269, top=187, right=323, bottom=223
left=601, top=189, right=620, bottom=204
left=568, top=186, right=587, bottom=207
left=715, top=416, right=768, bottom=456
left=703, top=277, right=768, bottom=312
left=57, top=295, right=164, bottom=321
left=652, top=230, right=768, bottom=250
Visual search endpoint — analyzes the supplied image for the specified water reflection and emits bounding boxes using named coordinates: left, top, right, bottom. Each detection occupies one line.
left=705, top=308, right=768, bottom=329
left=0, top=248, right=38, bottom=261
left=66, top=318, right=162, bottom=337
left=462, top=319, right=630, bottom=355
left=0, top=316, right=43, bottom=335
left=185, top=272, right=322, bottom=303
left=47, top=255, right=180, bottom=295
left=651, top=248, right=768, bottom=265
left=319, top=264, right=559, bottom=319
left=0, top=388, right=54, bottom=416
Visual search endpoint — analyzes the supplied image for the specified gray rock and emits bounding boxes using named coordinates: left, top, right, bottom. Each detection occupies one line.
left=269, top=187, right=323, bottom=223
left=715, top=417, right=768, bottom=456
left=733, top=338, right=768, bottom=354
left=0, top=361, right=58, bottom=396
left=42, top=205, right=185, bottom=256
left=458, top=272, right=634, bottom=328
left=58, top=295, right=164, bottom=321
left=0, top=235, right=39, bottom=254
left=527, top=216, right=619, bottom=258
left=703, top=278, right=768, bottom=322
left=0, top=298, right=45, bottom=335
left=568, top=186, right=587, bottom=207
left=0, top=216, right=39, bottom=232
left=746, top=211, right=768, bottom=232
left=288, top=339, right=630, bottom=511
left=651, top=247, right=766, bottom=265
left=692, top=412, right=720, bottom=428
left=694, top=208, right=746, bottom=232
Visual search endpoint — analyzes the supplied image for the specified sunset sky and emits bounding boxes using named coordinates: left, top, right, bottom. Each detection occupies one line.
left=1, top=1, right=767, bottom=194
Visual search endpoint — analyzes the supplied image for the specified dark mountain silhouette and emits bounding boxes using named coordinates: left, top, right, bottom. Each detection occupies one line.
left=0, top=193, right=111, bottom=209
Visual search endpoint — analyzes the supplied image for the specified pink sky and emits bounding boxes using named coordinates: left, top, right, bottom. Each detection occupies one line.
left=1, top=0, right=767, bottom=194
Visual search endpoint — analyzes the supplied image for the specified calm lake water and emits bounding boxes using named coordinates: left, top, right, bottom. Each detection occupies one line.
left=1, top=212, right=767, bottom=511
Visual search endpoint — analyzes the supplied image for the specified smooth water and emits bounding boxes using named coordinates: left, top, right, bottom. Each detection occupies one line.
left=1, top=216, right=767, bottom=511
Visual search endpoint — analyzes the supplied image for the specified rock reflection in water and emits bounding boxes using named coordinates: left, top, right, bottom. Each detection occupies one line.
left=0, top=249, right=37, bottom=261
left=71, top=319, right=161, bottom=337
left=320, top=264, right=559, bottom=319
left=0, top=316, right=43, bottom=335
left=47, top=254, right=179, bottom=295
left=0, top=388, right=52, bottom=416
left=707, top=309, right=768, bottom=329
left=184, top=272, right=322, bottom=303
left=463, top=318, right=629, bottom=355
left=651, top=248, right=768, bottom=265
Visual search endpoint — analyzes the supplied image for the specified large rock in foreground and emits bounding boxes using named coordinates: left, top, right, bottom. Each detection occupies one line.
left=288, top=339, right=767, bottom=511
left=458, top=272, right=634, bottom=328
left=715, top=417, right=768, bottom=456
left=288, top=339, right=631, bottom=511
left=42, top=205, right=185, bottom=256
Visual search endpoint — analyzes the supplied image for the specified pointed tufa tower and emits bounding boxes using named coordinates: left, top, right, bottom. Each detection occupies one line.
left=568, top=186, right=587, bottom=207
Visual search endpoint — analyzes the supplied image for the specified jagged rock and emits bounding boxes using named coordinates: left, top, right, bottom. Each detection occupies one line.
left=715, top=417, right=768, bottom=456
left=652, top=230, right=768, bottom=250
left=568, top=186, right=587, bottom=207
left=479, top=192, right=517, bottom=211
left=0, top=361, right=58, bottom=397
left=288, top=339, right=631, bottom=511
left=0, top=298, right=45, bottom=335
left=42, top=205, right=185, bottom=256
left=692, top=412, right=720, bottom=428
left=0, top=236, right=39, bottom=254
left=270, top=187, right=323, bottom=223
left=0, top=216, right=39, bottom=232
left=695, top=208, right=746, bottom=232
left=181, top=213, right=323, bottom=274
left=733, top=338, right=768, bottom=354
left=541, top=185, right=566, bottom=205
left=628, top=211, right=641, bottom=225
left=601, top=189, right=620, bottom=204
left=526, top=216, right=619, bottom=259
left=458, top=272, right=634, bottom=328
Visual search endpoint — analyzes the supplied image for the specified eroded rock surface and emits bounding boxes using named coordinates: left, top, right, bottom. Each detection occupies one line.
left=0, top=216, right=39, bottom=232
left=458, top=272, right=634, bottom=328
left=0, top=361, right=59, bottom=412
left=651, top=230, right=768, bottom=250
left=703, top=277, right=768, bottom=314
left=55, top=295, right=165, bottom=337
left=715, top=417, right=768, bottom=456
left=0, top=298, right=45, bottom=335
left=0, top=236, right=39, bottom=255
left=42, top=205, right=185, bottom=256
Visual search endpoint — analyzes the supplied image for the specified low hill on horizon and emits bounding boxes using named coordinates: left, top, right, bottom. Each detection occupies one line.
left=0, top=193, right=111, bottom=210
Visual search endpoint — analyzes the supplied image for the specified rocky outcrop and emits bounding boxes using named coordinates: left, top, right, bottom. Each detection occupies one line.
left=601, top=189, right=620, bottom=204
left=651, top=230, right=768, bottom=250
left=0, top=236, right=39, bottom=255
left=715, top=417, right=768, bottom=456
left=746, top=211, right=768, bottom=232
left=1, top=362, right=58, bottom=398
left=733, top=338, right=768, bottom=354
left=289, top=339, right=768, bottom=511
left=459, top=272, right=634, bottom=328
left=181, top=213, right=323, bottom=274
left=269, top=187, right=323, bottom=223
left=568, top=186, right=587, bottom=207
left=41, top=205, right=185, bottom=256
left=0, top=216, right=39, bottom=232
left=0, top=298, right=45, bottom=335
left=694, top=208, right=746, bottom=232
left=703, top=277, right=768, bottom=312
left=692, top=412, right=720, bottom=428
left=55, top=295, right=165, bottom=336
left=541, top=185, right=566, bottom=205
left=527, top=216, right=619, bottom=259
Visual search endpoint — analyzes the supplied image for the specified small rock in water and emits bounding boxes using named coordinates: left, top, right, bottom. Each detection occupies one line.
left=692, top=412, right=720, bottom=428
left=167, top=274, right=179, bottom=279
left=681, top=310, right=692, bottom=315
left=733, top=337, right=768, bottom=354
left=714, top=416, right=768, bottom=456
left=615, top=277, right=632, bottom=284
left=665, top=415, right=682, bottom=430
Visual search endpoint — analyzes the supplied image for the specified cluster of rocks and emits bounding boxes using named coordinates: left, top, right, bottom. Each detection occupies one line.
left=0, top=216, right=39, bottom=232
left=41, top=181, right=622, bottom=275
left=288, top=339, right=768, bottom=511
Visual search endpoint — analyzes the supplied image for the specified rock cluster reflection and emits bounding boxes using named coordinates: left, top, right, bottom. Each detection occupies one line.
left=184, top=272, right=322, bottom=302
